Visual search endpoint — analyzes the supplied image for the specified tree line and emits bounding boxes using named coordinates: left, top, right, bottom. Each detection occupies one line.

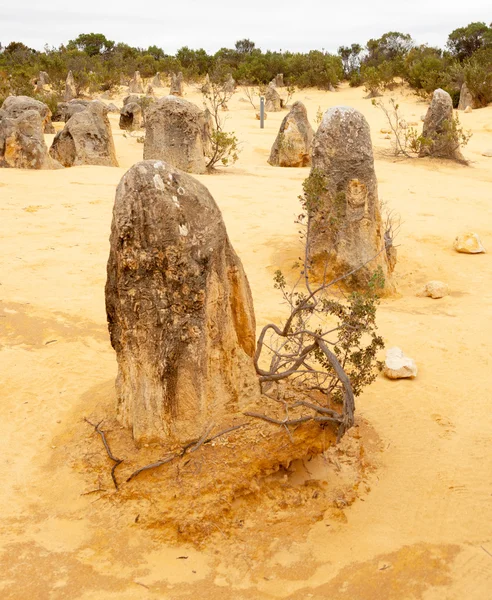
left=1, top=22, right=491, bottom=107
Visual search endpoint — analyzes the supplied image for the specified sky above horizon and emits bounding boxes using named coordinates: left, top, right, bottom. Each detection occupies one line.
left=2, top=1, right=491, bottom=54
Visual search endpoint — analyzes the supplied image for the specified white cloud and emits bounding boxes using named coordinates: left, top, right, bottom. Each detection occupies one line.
left=1, top=0, right=490, bottom=53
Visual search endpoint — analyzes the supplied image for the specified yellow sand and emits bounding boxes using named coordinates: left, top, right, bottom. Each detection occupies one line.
left=1, top=83, right=491, bottom=599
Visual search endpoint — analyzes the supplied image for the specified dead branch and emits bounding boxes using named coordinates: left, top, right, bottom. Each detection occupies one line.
left=126, top=454, right=177, bottom=483
left=244, top=411, right=313, bottom=426
left=290, top=399, right=340, bottom=417
left=81, top=487, right=106, bottom=496
left=188, top=422, right=215, bottom=453
left=125, top=422, right=249, bottom=483
left=85, top=418, right=123, bottom=489
left=204, top=423, right=248, bottom=444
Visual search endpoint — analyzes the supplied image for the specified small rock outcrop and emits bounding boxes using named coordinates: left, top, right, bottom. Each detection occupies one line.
left=308, top=106, right=395, bottom=290
left=201, top=108, right=214, bottom=156
left=201, top=73, right=211, bottom=94
left=143, top=96, right=209, bottom=173
left=119, top=102, right=143, bottom=130
left=268, top=101, right=314, bottom=167
left=105, top=160, right=259, bottom=444
left=0, top=110, right=55, bottom=169
left=265, top=84, right=282, bottom=112
left=275, top=73, right=284, bottom=87
left=129, top=71, right=144, bottom=94
left=1, top=95, right=55, bottom=133
left=453, top=232, right=485, bottom=254
left=170, top=72, right=183, bottom=96
left=458, top=82, right=475, bottom=111
left=224, top=74, right=235, bottom=94
left=123, top=94, right=140, bottom=106
left=64, top=71, right=77, bottom=102
left=383, top=347, right=417, bottom=380
left=418, top=281, right=449, bottom=299
left=152, top=73, right=163, bottom=87
left=50, top=102, right=118, bottom=167
left=34, top=71, right=50, bottom=92
left=419, top=89, right=464, bottom=161
left=53, top=99, right=90, bottom=123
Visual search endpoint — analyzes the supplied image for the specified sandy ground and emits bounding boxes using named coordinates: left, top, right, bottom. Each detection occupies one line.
left=1, top=82, right=492, bottom=599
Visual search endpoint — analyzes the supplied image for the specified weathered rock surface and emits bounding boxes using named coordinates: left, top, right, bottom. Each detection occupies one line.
left=0, top=110, right=55, bottom=169
left=34, top=71, right=50, bottom=91
left=170, top=72, right=183, bottom=96
left=224, top=74, right=235, bottom=94
left=107, top=102, right=119, bottom=113
left=50, top=102, right=118, bottom=167
left=418, top=280, right=449, bottom=299
left=201, top=73, right=211, bottom=94
left=105, top=160, right=259, bottom=444
left=265, top=84, right=282, bottom=112
left=146, top=84, right=154, bottom=96
left=129, top=71, right=144, bottom=94
left=39, top=70, right=50, bottom=85
left=119, top=102, right=143, bottom=130
left=464, top=106, right=473, bottom=114
left=152, top=73, right=163, bottom=88
left=453, top=232, right=485, bottom=254
left=275, top=73, right=284, bottom=87
left=383, top=347, right=417, bottom=380
left=201, top=108, right=214, bottom=156
left=64, top=71, right=77, bottom=102
left=308, top=106, right=395, bottom=290
left=419, top=89, right=464, bottom=161
left=1, top=95, right=55, bottom=133
left=123, top=94, right=140, bottom=106
left=268, top=101, right=314, bottom=167
left=143, top=96, right=209, bottom=173
left=458, top=82, right=476, bottom=110
left=53, top=99, right=90, bottom=123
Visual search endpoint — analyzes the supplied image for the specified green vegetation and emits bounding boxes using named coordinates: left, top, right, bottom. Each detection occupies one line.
left=1, top=22, right=491, bottom=106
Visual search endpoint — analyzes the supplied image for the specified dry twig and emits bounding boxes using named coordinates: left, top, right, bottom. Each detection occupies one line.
left=85, top=418, right=123, bottom=489
left=125, top=422, right=249, bottom=483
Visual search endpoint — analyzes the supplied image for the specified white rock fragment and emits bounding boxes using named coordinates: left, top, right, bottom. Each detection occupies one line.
left=153, top=174, right=165, bottom=191
left=383, top=347, right=418, bottom=380
left=418, top=280, right=449, bottom=299
left=453, top=232, right=485, bottom=254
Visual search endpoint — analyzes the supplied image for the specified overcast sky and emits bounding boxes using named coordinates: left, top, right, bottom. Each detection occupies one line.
left=1, top=1, right=491, bottom=53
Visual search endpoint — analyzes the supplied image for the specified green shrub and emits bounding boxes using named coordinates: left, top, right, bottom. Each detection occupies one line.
left=349, top=71, right=362, bottom=87
left=462, top=48, right=492, bottom=106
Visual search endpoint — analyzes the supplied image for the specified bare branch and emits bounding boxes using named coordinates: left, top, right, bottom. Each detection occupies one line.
left=125, top=422, right=249, bottom=483
left=85, top=418, right=123, bottom=489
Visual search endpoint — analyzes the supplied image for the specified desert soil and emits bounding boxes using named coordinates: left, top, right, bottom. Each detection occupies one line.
left=1, top=83, right=491, bottom=599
